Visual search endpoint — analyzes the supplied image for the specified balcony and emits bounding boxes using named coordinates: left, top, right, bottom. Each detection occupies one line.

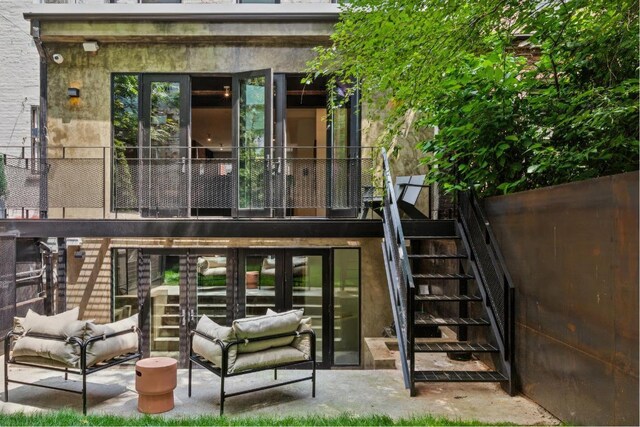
left=0, top=146, right=376, bottom=220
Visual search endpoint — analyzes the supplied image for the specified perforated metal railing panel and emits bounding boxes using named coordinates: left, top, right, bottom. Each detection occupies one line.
left=48, top=158, right=105, bottom=208
left=0, top=237, right=16, bottom=343
left=3, top=149, right=373, bottom=216
left=4, top=158, right=40, bottom=211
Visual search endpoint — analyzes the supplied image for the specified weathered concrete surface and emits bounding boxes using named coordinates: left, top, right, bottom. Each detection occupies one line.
left=0, top=355, right=558, bottom=425
left=485, top=171, right=639, bottom=426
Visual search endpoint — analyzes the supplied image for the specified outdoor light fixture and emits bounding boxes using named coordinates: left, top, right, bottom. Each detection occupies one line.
left=207, top=134, right=212, bottom=142
left=67, top=87, right=80, bottom=98
left=82, top=41, right=99, bottom=52
left=224, top=86, right=231, bottom=98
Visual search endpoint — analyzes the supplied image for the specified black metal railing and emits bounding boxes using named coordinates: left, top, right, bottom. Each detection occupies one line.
left=380, top=148, right=415, bottom=393
left=0, top=146, right=373, bottom=219
left=457, top=190, right=515, bottom=366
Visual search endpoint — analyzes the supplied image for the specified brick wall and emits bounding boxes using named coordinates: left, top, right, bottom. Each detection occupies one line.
left=0, top=0, right=39, bottom=157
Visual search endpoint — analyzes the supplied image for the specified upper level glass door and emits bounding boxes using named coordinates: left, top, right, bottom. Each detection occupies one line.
left=140, top=75, right=190, bottom=217
left=232, top=69, right=274, bottom=217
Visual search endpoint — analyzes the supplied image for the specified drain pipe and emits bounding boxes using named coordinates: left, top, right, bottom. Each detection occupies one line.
left=31, top=20, right=48, bottom=220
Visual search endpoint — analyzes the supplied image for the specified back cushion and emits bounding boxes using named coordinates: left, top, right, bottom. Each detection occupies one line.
left=84, top=314, right=139, bottom=367
left=233, top=309, right=303, bottom=354
left=12, top=310, right=86, bottom=367
left=21, top=307, right=80, bottom=336
left=192, top=315, right=237, bottom=371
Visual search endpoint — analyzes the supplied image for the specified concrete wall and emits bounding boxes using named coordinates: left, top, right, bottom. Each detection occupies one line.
left=40, top=17, right=333, bottom=217
left=66, top=236, right=391, bottom=365
left=484, top=171, right=639, bottom=425
left=0, top=0, right=39, bottom=157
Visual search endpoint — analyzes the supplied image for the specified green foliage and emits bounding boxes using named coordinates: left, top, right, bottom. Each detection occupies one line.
left=112, top=74, right=139, bottom=206
left=0, top=154, right=8, bottom=199
left=0, top=410, right=514, bottom=426
left=310, top=0, right=639, bottom=196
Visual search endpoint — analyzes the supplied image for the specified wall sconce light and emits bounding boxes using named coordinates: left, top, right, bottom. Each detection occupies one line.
left=206, top=134, right=212, bottom=142
left=67, top=87, right=80, bottom=98
left=224, top=86, right=231, bottom=98
left=82, top=41, right=99, bottom=53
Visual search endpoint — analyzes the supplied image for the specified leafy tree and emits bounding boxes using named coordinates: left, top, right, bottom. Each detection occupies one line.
left=309, top=0, right=639, bottom=196
left=0, top=154, right=8, bottom=199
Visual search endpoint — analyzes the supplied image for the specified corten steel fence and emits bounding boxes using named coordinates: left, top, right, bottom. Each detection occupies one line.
left=0, top=146, right=373, bottom=219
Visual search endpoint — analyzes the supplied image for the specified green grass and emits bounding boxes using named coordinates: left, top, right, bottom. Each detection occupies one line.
left=0, top=411, right=513, bottom=426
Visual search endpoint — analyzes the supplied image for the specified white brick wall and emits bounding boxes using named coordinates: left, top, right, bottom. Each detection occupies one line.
left=0, top=0, right=39, bottom=157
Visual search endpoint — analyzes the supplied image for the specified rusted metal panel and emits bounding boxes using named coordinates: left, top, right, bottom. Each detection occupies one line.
left=485, top=171, right=639, bottom=426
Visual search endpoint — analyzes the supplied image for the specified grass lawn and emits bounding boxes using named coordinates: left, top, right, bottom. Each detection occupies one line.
left=0, top=411, right=513, bottom=426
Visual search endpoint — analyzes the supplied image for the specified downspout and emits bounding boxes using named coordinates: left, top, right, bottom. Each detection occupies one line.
left=31, top=20, right=48, bottom=220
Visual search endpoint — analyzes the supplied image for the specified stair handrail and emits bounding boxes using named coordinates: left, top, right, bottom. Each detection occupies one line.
left=457, top=189, right=516, bottom=364
left=380, top=148, right=415, bottom=392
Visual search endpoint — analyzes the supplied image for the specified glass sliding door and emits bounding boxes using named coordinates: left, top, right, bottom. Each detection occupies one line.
left=141, top=75, right=190, bottom=217
left=232, top=69, right=273, bottom=216
left=285, top=250, right=330, bottom=366
left=333, top=248, right=360, bottom=365
left=194, top=252, right=229, bottom=326
left=149, top=254, right=181, bottom=359
left=238, top=249, right=281, bottom=318
left=327, top=83, right=361, bottom=218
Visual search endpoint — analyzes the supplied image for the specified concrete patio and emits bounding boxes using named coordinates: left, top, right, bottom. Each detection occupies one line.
left=0, top=354, right=559, bottom=425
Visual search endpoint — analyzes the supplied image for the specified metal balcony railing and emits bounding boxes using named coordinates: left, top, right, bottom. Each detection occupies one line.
left=0, top=146, right=374, bottom=219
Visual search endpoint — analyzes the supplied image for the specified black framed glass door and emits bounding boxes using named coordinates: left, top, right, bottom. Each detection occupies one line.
left=140, top=75, right=190, bottom=217
left=327, top=83, right=361, bottom=218
left=232, top=69, right=274, bottom=217
left=237, top=248, right=331, bottom=367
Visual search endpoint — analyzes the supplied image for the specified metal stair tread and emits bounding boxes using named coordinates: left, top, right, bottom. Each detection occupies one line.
left=415, top=294, right=482, bottom=302
left=415, top=315, right=490, bottom=326
left=412, top=273, right=474, bottom=280
left=414, top=342, right=499, bottom=353
left=414, top=370, right=508, bottom=382
left=405, top=235, right=460, bottom=240
left=408, top=254, right=467, bottom=259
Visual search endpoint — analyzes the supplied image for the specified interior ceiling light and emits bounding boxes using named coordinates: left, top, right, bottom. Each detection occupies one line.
left=223, top=86, right=231, bottom=98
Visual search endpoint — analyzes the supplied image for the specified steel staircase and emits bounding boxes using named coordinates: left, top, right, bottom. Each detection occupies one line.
left=380, top=148, right=515, bottom=396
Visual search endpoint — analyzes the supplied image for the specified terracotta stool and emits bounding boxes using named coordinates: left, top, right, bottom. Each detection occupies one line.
left=135, top=357, right=178, bottom=414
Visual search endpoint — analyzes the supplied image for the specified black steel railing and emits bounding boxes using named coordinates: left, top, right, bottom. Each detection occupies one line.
left=0, top=146, right=373, bottom=219
left=380, top=147, right=415, bottom=393
left=457, top=190, right=515, bottom=370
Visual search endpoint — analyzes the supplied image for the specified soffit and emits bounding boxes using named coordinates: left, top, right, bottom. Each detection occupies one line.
left=24, top=3, right=340, bottom=22
left=38, top=20, right=335, bottom=44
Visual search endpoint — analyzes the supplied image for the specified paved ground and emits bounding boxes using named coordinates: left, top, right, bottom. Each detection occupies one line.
left=0, top=355, right=559, bottom=425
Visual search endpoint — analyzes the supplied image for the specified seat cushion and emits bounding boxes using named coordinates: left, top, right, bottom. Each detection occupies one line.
left=232, top=346, right=307, bottom=374
left=12, top=355, right=74, bottom=369
left=192, top=315, right=237, bottom=372
left=233, top=309, right=303, bottom=354
left=84, top=314, right=139, bottom=367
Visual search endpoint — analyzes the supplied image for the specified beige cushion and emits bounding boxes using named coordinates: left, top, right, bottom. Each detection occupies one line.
left=84, top=314, right=139, bottom=367
left=12, top=355, right=73, bottom=369
left=192, top=315, right=237, bottom=372
left=198, top=256, right=226, bottom=273
left=13, top=317, right=25, bottom=334
left=232, top=346, right=307, bottom=374
left=267, top=309, right=313, bottom=359
left=12, top=319, right=87, bottom=367
left=233, top=309, right=303, bottom=354
left=291, top=317, right=313, bottom=359
left=21, top=307, right=79, bottom=336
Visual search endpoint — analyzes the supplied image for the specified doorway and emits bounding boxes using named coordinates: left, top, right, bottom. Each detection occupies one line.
left=112, top=247, right=360, bottom=368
